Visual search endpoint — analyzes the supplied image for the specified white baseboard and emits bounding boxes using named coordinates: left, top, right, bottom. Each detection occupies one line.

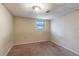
left=51, top=40, right=79, bottom=55
left=5, top=45, right=13, bottom=56
left=14, top=40, right=49, bottom=46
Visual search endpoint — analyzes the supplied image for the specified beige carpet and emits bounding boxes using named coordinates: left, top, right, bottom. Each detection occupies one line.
left=7, top=41, right=78, bottom=56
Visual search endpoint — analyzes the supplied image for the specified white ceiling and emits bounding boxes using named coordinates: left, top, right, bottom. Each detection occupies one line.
left=4, top=3, right=79, bottom=20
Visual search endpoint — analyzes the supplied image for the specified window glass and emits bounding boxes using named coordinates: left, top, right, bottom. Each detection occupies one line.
left=36, top=20, right=45, bottom=31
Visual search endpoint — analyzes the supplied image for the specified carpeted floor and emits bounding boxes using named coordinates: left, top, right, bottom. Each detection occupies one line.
left=7, top=41, right=78, bottom=56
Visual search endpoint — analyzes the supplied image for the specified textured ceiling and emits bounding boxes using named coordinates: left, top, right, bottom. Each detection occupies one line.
left=4, top=3, right=79, bottom=20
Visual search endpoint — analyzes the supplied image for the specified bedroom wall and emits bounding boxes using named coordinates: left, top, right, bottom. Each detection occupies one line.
left=51, top=11, right=79, bottom=55
left=14, top=17, right=51, bottom=45
left=0, top=4, right=14, bottom=55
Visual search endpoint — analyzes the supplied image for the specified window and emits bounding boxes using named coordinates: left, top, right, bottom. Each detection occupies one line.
left=36, top=20, right=45, bottom=31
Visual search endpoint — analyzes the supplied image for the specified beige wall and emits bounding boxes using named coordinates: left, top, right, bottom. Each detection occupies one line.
left=14, top=17, right=51, bottom=45
left=0, top=4, right=13, bottom=55
left=51, top=11, right=79, bottom=55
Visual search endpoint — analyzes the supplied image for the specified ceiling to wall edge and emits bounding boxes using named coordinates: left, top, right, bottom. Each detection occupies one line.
left=2, top=4, right=15, bottom=17
left=2, top=3, right=52, bottom=20
left=3, top=3, right=79, bottom=20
